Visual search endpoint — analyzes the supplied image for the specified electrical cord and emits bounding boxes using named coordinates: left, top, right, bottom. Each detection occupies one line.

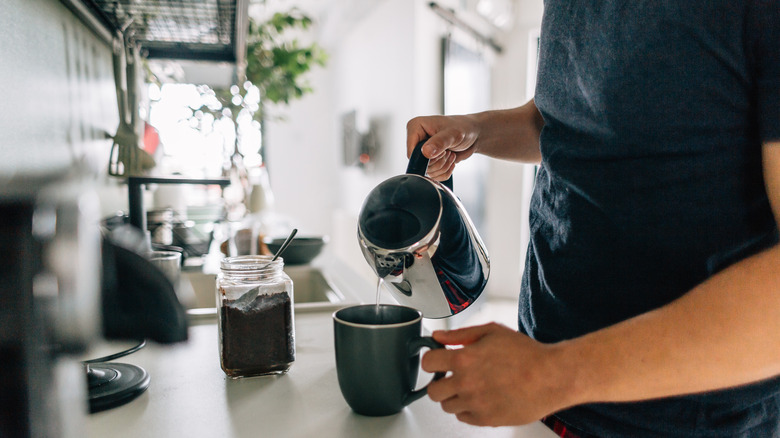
left=82, top=340, right=146, bottom=364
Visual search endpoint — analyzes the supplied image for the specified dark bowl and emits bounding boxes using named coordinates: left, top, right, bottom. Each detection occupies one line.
left=265, top=236, right=328, bottom=265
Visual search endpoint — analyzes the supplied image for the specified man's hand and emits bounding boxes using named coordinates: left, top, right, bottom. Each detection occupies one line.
left=405, top=114, right=481, bottom=181
left=405, top=101, right=545, bottom=181
left=421, top=323, right=574, bottom=427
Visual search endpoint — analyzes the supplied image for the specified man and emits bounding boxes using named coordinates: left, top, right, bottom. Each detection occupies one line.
left=407, top=1, right=780, bottom=436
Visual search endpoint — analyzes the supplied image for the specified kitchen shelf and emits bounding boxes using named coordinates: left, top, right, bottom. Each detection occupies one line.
left=73, top=0, right=249, bottom=63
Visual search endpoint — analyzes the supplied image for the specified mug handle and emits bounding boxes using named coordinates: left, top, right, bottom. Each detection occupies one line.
left=403, top=336, right=447, bottom=406
left=406, top=139, right=454, bottom=191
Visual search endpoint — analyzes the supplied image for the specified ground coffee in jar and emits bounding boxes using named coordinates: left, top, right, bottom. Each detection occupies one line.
left=217, top=255, right=295, bottom=378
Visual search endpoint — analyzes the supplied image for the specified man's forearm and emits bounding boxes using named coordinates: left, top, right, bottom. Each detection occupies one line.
left=549, top=142, right=780, bottom=409
left=556, top=242, right=780, bottom=408
left=470, top=99, right=544, bottom=164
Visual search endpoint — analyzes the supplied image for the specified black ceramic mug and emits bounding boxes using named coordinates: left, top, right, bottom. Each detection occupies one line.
left=333, top=304, right=446, bottom=416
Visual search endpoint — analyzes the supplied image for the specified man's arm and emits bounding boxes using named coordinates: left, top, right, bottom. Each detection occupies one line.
left=460, top=99, right=545, bottom=163
left=422, top=141, right=780, bottom=427
left=561, top=140, right=780, bottom=405
left=406, top=99, right=544, bottom=181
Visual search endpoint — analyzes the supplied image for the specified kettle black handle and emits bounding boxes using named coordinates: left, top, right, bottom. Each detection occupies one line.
left=406, top=139, right=454, bottom=191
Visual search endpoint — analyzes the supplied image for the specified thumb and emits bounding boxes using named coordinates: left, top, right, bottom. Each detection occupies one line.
left=421, top=141, right=442, bottom=159
left=432, top=323, right=497, bottom=346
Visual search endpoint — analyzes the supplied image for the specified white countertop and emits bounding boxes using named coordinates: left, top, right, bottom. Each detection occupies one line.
left=86, top=312, right=556, bottom=438
left=86, top=254, right=556, bottom=438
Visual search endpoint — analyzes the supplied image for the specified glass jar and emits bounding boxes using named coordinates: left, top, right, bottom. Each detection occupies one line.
left=216, top=255, right=295, bottom=378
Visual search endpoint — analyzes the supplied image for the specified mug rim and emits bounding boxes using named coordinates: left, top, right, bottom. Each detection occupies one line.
left=333, top=304, right=422, bottom=329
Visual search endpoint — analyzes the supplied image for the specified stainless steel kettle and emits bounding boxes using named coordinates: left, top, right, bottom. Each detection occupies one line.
left=357, top=140, right=490, bottom=318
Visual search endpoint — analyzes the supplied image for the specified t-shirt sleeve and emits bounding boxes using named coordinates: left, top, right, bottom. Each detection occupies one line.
left=749, top=0, right=780, bottom=142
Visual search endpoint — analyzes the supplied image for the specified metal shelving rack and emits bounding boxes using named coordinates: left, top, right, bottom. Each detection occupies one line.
left=61, top=0, right=249, bottom=63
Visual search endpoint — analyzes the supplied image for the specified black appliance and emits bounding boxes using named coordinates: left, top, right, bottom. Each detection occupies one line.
left=0, top=173, right=189, bottom=437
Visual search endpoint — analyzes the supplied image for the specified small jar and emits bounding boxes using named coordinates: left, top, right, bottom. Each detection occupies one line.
left=216, top=255, right=295, bottom=378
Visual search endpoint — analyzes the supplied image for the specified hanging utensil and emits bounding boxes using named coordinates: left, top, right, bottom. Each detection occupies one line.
left=108, top=32, right=154, bottom=177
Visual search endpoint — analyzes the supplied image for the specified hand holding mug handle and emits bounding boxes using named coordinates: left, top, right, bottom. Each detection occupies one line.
left=403, top=336, right=446, bottom=406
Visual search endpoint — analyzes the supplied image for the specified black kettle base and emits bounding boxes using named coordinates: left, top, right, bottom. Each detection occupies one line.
left=86, top=362, right=150, bottom=413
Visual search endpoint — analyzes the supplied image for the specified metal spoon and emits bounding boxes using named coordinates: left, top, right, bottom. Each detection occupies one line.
left=264, top=228, right=298, bottom=265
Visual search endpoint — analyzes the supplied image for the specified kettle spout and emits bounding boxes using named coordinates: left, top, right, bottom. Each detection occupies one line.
left=372, top=253, right=408, bottom=281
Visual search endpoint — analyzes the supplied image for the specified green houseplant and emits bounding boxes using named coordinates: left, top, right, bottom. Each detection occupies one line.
left=188, top=7, right=327, bottom=218
left=193, top=7, right=327, bottom=154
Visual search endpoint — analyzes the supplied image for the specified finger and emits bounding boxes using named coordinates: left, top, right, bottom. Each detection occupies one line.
left=406, top=117, right=441, bottom=157
left=426, top=374, right=460, bottom=403
left=432, top=323, right=501, bottom=346
left=455, top=411, right=485, bottom=427
left=420, top=346, right=455, bottom=373
left=423, top=128, right=471, bottom=159
left=405, top=117, right=425, bottom=157
left=426, top=152, right=456, bottom=178
left=439, top=394, right=470, bottom=415
left=427, top=160, right=456, bottom=182
left=408, top=133, right=447, bottom=161
left=421, top=140, right=444, bottom=159
left=424, top=153, right=449, bottom=174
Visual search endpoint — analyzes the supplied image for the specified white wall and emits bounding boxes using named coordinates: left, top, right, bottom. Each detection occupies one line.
left=483, top=0, right=544, bottom=299
left=0, top=0, right=118, bottom=182
left=265, top=0, right=425, bottom=282
left=0, top=0, right=545, bottom=302
left=264, top=0, right=545, bottom=291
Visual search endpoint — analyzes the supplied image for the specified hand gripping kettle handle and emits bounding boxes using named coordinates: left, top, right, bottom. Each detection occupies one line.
left=406, top=140, right=454, bottom=191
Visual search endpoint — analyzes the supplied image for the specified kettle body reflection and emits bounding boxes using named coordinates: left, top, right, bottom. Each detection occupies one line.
left=357, top=141, right=490, bottom=318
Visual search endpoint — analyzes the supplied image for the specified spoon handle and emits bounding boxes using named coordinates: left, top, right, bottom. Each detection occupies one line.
left=272, top=228, right=298, bottom=261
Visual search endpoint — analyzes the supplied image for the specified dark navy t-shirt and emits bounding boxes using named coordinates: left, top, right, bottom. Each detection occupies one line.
left=521, top=1, right=780, bottom=436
